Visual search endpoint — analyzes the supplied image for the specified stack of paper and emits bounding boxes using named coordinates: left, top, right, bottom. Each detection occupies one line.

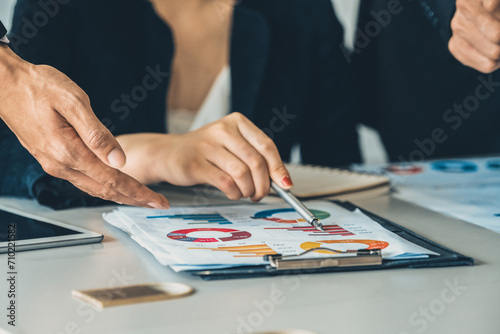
left=104, top=201, right=437, bottom=272
left=353, top=157, right=500, bottom=234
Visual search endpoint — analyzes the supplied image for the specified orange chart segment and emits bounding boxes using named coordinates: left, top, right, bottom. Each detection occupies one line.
left=188, top=244, right=277, bottom=257
left=301, top=239, right=389, bottom=254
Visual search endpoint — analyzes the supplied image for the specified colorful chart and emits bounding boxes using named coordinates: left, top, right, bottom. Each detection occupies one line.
left=147, top=213, right=232, bottom=225
left=188, top=244, right=277, bottom=257
left=167, top=228, right=251, bottom=243
left=252, top=208, right=330, bottom=224
left=431, top=160, right=477, bottom=173
left=487, top=159, right=500, bottom=171
left=265, top=225, right=354, bottom=237
left=301, top=239, right=389, bottom=254
left=385, top=164, right=423, bottom=175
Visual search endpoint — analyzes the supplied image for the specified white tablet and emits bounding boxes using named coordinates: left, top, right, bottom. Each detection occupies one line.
left=0, top=206, right=103, bottom=253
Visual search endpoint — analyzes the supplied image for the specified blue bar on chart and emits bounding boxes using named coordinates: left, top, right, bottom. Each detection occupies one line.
left=146, top=213, right=232, bottom=225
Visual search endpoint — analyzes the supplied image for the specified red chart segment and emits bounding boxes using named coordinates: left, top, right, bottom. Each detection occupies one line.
left=265, top=225, right=354, bottom=237
left=167, top=228, right=252, bottom=243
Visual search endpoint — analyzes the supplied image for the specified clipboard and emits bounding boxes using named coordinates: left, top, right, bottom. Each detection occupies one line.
left=186, top=201, right=474, bottom=280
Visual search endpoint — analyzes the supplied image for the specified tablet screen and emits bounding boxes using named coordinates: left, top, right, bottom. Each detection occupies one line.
left=0, top=209, right=82, bottom=242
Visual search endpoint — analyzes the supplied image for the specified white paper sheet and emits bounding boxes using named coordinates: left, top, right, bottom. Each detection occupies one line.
left=104, top=201, right=437, bottom=272
left=353, top=157, right=500, bottom=234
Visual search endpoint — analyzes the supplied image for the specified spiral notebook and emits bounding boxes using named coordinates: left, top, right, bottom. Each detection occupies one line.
left=279, top=164, right=391, bottom=200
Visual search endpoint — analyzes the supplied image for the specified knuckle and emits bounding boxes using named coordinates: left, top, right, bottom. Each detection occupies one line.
left=490, top=29, right=500, bottom=44
left=259, top=139, right=275, bottom=154
left=87, top=128, right=110, bottom=150
left=476, top=56, right=497, bottom=73
left=66, top=89, right=90, bottom=108
left=230, top=112, right=245, bottom=121
left=85, top=190, right=99, bottom=198
left=99, top=188, right=117, bottom=201
left=62, top=94, right=82, bottom=112
left=242, top=189, right=254, bottom=199
left=491, top=46, right=500, bottom=60
left=272, top=164, right=288, bottom=176
left=255, top=187, right=270, bottom=200
left=226, top=190, right=242, bottom=201
left=249, top=156, right=266, bottom=171
left=458, top=0, right=473, bottom=13
left=184, top=160, right=198, bottom=175
left=450, top=17, right=461, bottom=33
left=103, top=179, right=118, bottom=191
left=125, top=186, right=140, bottom=201
left=55, top=139, right=81, bottom=166
left=483, top=1, right=497, bottom=12
left=196, top=144, right=216, bottom=159
left=230, top=164, right=249, bottom=180
left=198, top=141, right=212, bottom=152
left=77, top=90, right=91, bottom=105
left=211, top=122, right=229, bottom=135
left=448, top=37, right=458, bottom=54
left=41, top=161, right=63, bottom=178
left=455, top=0, right=466, bottom=11
left=218, top=174, right=234, bottom=190
left=229, top=194, right=242, bottom=201
left=482, top=61, right=497, bottom=73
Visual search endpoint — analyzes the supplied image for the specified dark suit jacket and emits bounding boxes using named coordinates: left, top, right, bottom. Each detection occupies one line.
left=1, top=0, right=360, bottom=209
left=354, top=0, right=500, bottom=162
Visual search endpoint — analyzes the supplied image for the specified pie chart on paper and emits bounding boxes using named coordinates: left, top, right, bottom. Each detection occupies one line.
left=167, top=228, right=252, bottom=243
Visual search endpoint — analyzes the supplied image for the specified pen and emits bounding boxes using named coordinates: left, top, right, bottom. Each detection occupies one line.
left=270, top=181, right=325, bottom=232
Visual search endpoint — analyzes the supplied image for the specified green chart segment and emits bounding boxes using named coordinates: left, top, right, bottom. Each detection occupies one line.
left=253, top=208, right=331, bottom=220
left=147, top=214, right=232, bottom=225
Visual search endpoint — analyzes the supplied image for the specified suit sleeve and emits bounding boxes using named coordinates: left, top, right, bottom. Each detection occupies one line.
left=0, top=20, right=7, bottom=40
left=300, top=0, right=361, bottom=167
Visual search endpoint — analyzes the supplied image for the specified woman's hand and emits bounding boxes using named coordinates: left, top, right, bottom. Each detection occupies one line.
left=117, top=112, right=293, bottom=201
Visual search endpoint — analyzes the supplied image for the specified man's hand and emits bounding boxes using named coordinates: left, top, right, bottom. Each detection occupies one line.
left=0, top=44, right=169, bottom=209
left=116, top=113, right=293, bottom=202
left=449, top=0, right=500, bottom=73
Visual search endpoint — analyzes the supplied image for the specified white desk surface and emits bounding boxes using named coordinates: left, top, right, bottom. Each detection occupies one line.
left=0, top=194, right=499, bottom=334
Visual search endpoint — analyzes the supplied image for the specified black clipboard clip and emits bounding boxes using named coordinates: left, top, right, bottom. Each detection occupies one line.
left=264, top=247, right=382, bottom=271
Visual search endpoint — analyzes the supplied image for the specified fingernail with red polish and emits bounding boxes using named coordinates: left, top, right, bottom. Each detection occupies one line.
left=282, top=176, right=293, bottom=188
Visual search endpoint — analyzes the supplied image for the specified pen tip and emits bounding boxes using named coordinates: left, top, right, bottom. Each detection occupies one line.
left=313, top=220, right=324, bottom=232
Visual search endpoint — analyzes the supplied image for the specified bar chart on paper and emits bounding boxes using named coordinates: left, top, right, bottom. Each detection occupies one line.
left=188, top=244, right=277, bottom=257
left=263, top=225, right=355, bottom=237
left=147, top=213, right=232, bottom=225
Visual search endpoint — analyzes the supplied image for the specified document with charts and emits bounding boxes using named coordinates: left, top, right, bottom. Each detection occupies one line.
left=104, top=201, right=437, bottom=272
left=353, top=157, right=500, bottom=234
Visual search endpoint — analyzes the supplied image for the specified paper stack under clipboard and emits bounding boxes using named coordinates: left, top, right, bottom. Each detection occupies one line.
left=104, top=200, right=473, bottom=280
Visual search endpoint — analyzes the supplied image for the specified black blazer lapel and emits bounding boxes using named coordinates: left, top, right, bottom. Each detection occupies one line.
left=230, top=4, right=270, bottom=119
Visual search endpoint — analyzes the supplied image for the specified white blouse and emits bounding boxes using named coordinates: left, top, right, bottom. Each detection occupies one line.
left=167, top=66, right=231, bottom=134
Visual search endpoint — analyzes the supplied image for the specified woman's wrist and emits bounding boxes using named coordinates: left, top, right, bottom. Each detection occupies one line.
left=116, top=133, right=177, bottom=185
left=148, top=133, right=184, bottom=185
left=0, top=45, right=31, bottom=118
